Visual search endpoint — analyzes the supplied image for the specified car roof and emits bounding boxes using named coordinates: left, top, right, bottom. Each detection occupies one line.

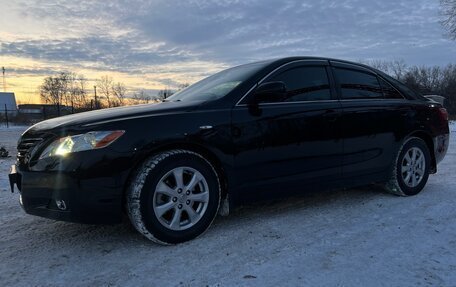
left=230, top=57, right=426, bottom=102
left=250, top=56, right=376, bottom=70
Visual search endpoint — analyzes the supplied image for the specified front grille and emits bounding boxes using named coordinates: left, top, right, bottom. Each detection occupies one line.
left=17, top=137, right=44, bottom=161
left=17, top=132, right=55, bottom=164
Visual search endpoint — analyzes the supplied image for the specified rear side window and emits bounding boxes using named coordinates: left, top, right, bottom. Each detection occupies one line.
left=379, top=77, right=404, bottom=99
left=380, top=73, right=423, bottom=100
left=334, top=68, right=383, bottom=99
left=269, top=66, right=331, bottom=102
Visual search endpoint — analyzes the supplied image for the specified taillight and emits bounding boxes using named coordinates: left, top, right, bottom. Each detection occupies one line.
left=438, top=107, right=449, bottom=122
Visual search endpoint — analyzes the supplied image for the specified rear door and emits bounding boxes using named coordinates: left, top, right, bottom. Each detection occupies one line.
left=330, top=61, right=410, bottom=180
left=231, top=60, right=343, bottom=193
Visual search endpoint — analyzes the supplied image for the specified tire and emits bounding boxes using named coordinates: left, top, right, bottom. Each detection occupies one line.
left=383, top=137, right=431, bottom=196
left=127, top=150, right=221, bottom=245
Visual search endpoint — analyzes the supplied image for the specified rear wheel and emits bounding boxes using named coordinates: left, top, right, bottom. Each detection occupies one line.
left=383, top=137, right=431, bottom=196
left=127, top=150, right=221, bottom=244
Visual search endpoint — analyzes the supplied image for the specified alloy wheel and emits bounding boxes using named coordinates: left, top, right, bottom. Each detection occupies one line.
left=401, top=147, right=426, bottom=188
left=153, top=167, right=209, bottom=231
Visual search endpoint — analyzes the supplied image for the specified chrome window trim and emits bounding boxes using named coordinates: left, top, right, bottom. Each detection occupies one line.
left=234, top=59, right=328, bottom=106
left=236, top=84, right=258, bottom=106
left=235, top=98, right=406, bottom=107
left=236, top=99, right=339, bottom=107
left=339, top=98, right=406, bottom=102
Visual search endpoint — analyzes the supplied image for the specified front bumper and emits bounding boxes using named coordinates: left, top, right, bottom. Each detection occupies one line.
left=9, top=165, right=124, bottom=224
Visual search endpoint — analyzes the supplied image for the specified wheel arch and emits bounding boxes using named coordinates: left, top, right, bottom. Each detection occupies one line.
left=121, top=141, right=229, bottom=208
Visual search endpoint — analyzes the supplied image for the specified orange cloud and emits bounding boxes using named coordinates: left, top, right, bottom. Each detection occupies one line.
left=0, top=55, right=227, bottom=104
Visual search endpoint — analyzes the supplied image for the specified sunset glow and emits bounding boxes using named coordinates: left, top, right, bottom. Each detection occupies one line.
left=1, top=0, right=455, bottom=104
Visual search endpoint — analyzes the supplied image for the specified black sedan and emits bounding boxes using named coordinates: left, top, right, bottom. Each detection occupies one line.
left=9, top=57, right=450, bottom=244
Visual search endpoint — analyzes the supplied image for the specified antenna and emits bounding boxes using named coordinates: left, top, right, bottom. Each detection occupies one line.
left=2, top=67, right=5, bottom=92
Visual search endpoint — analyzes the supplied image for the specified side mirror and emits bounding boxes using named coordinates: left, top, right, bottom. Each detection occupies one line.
left=251, top=81, right=287, bottom=104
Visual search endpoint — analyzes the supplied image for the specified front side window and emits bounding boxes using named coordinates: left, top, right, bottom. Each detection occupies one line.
left=267, top=66, right=331, bottom=102
left=334, top=68, right=383, bottom=99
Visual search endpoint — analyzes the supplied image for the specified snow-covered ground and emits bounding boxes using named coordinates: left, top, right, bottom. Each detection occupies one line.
left=0, top=123, right=455, bottom=286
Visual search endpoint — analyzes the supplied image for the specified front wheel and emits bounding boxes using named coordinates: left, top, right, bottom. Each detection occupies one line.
left=127, top=150, right=221, bottom=244
left=383, top=137, right=431, bottom=196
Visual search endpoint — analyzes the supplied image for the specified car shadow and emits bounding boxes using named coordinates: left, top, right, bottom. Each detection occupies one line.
left=219, top=184, right=391, bottom=220
left=15, top=184, right=392, bottom=248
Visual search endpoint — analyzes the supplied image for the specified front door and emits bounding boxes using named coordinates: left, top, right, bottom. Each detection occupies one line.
left=231, top=60, right=343, bottom=195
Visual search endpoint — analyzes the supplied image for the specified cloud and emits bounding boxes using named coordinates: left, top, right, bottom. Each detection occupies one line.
left=3, top=1, right=453, bottom=62
left=1, top=36, right=196, bottom=72
left=1, top=0, right=455, bottom=97
left=107, top=0, right=455, bottom=65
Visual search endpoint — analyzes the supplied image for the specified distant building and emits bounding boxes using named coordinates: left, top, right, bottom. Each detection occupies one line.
left=0, top=92, right=18, bottom=116
left=18, top=104, right=72, bottom=121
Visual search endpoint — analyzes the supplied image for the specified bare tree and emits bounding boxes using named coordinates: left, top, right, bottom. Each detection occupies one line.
left=66, top=72, right=79, bottom=112
left=403, top=66, right=443, bottom=94
left=364, top=59, right=390, bottom=73
left=359, top=59, right=407, bottom=79
left=40, top=73, right=68, bottom=116
left=131, top=91, right=152, bottom=105
left=178, top=83, right=190, bottom=90
left=388, top=60, right=407, bottom=80
left=441, top=64, right=456, bottom=113
left=156, top=88, right=174, bottom=101
left=58, top=72, right=92, bottom=112
left=58, top=73, right=72, bottom=108
left=96, top=76, right=128, bottom=107
left=97, top=75, right=114, bottom=108
left=112, top=82, right=127, bottom=106
left=441, top=0, right=456, bottom=40
left=77, top=75, right=89, bottom=108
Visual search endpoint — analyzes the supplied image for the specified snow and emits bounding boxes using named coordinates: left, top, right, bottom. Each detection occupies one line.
left=0, top=123, right=455, bottom=286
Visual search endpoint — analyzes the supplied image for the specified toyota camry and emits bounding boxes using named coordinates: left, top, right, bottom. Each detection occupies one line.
left=9, top=57, right=450, bottom=244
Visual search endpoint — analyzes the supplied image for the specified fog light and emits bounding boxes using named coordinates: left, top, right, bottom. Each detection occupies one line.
left=55, top=200, right=67, bottom=211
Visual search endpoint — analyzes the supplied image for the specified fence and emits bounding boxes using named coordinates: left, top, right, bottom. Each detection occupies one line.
left=0, top=101, right=107, bottom=127
left=1, top=104, right=17, bottom=128
left=1, top=104, right=72, bottom=127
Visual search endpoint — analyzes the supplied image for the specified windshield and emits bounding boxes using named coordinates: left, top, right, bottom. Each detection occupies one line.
left=166, top=62, right=267, bottom=102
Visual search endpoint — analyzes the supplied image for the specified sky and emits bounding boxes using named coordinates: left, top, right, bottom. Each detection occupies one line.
left=0, top=0, right=455, bottom=103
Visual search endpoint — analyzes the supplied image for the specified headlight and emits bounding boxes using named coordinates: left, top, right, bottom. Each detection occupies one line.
left=39, top=130, right=125, bottom=159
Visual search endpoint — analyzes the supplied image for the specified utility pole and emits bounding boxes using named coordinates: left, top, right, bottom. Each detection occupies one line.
left=4, top=104, right=9, bottom=128
left=94, top=85, right=98, bottom=109
left=2, top=67, right=5, bottom=92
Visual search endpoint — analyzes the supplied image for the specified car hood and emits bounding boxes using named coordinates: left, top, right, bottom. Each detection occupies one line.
left=26, top=101, right=202, bottom=132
